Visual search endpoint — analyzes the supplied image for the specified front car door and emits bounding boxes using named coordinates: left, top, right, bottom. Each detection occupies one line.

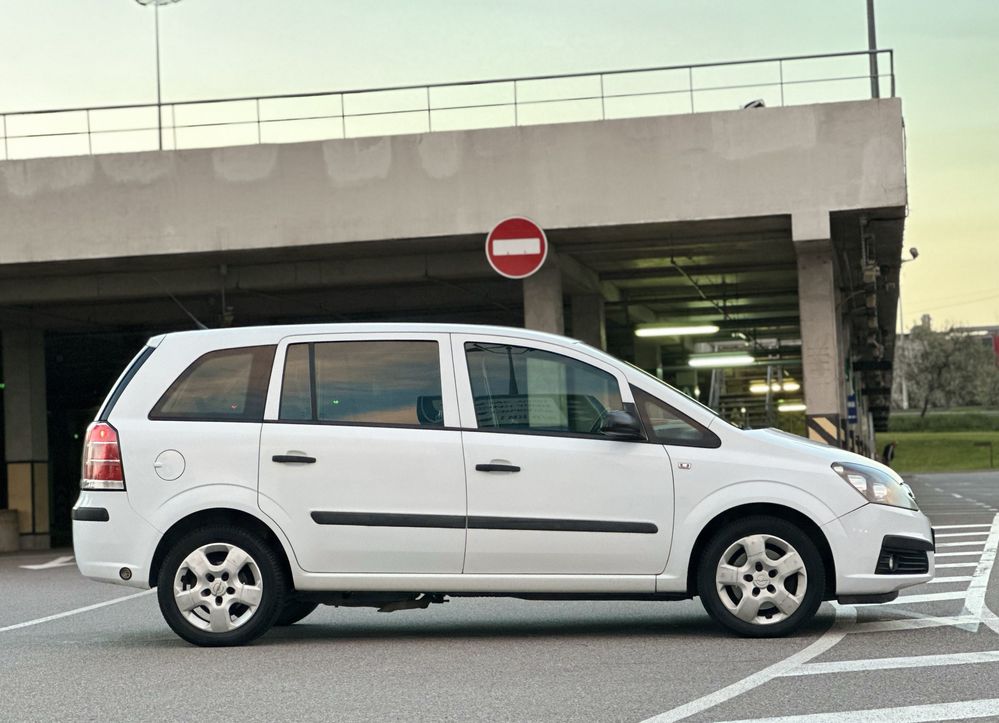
left=258, top=332, right=466, bottom=574
left=452, top=334, right=674, bottom=575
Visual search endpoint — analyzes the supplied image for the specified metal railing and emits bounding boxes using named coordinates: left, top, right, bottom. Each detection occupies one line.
left=0, top=49, right=894, bottom=162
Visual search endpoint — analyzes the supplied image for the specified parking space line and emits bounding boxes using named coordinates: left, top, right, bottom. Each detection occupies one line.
left=0, top=590, right=154, bottom=634
left=640, top=606, right=857, bottom=722
left=885, top=591, right=966, bottom=604
left=936, top=551, right=984, bottom=557
left=928, top=576, right=972, bottom=584
left=937, top=541, right=986, bottom=548
left=714, top=697, right=999, bottom=722
left=781, top=649, right=999, bottom=676
left=961, top=513, right=999, bottom=633
left=935, top=562, right=977, bottom=568
left=936, top=532, right=990, bottom=538
left=934, top=524, right=992, bottom=530
left=848, top=614, right=987, bottom=634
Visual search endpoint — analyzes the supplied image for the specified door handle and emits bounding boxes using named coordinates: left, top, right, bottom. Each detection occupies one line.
left=475, top=463, right=521, bottom=473
left=273, top=455, right=317, bottom=464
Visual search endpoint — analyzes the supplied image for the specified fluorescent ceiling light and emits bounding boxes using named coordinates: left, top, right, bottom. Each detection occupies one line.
left=635, top=324, right=720, bottom=338
left=750, top=381, right=802, bottom=394
left=688, top=353, right=755, bottom=368
left=778, top=402, right=807, bottom=413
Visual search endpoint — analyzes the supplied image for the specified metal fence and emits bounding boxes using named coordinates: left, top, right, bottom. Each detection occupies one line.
left=0, top=49, right=894, bottom=162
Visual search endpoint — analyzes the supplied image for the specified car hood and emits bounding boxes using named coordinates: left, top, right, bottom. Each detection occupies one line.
left=741, top=427, right=900, bottom=479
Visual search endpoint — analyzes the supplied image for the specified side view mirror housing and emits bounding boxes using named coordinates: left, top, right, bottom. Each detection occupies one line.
left=600, top=410, right=645, bottom=441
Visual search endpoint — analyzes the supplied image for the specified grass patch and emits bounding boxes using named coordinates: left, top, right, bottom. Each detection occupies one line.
left=888, top=410, right=999, bottom=432
left=876, top=431, right=999, bottom=474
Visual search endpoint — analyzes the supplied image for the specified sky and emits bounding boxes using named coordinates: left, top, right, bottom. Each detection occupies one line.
left=1, top=0, right=997, bottom=327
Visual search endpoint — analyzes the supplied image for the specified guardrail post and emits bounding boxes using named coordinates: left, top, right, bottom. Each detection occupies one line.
left=86, top=109, right=92, bottom=155
left=513, top=80, right=519, bottom=126
left=426, top=86, right=432, bottom=132
left=1, top=114, right=7, bottom=161
left=599, top=74, right=606, bottom=121
left=779, top=60, right=785, bottom=106
left=688, top=66, right=694, bottom=113
left=340, top=93, right=347, bottom=138
left=889, top=50, right=896, bottom=97
left=256, top=98, right=262, bottom=144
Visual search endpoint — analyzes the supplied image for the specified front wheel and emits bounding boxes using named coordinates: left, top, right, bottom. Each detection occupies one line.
left=156, top=526, right=286, bottom=647
left=697, top=516, right=825, bottom=637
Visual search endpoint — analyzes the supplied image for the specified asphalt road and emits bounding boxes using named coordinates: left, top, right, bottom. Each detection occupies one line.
left=2, top=470, right=998, bottom=722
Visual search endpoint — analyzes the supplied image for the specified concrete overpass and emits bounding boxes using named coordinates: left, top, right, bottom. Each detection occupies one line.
left=0, top=95, right=907, bottom=548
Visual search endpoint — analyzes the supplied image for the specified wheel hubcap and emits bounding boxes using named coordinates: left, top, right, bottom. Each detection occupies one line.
left=715, top=533, right=807, bottom=625
left=173, top=543, right=263, bottom=633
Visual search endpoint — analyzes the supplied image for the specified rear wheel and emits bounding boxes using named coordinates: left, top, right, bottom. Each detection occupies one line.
left=274, top=600, right=319, bottom=626
left=697, top=516, right=825, bottom=637
left=156, top=526, right=285, bottom=647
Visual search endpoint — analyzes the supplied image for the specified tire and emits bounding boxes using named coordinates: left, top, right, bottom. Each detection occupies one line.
left=697, top=515, right=825, bottom=638
left=274, top=600, right=319, bottom=626
left=156, top=525, right=286, bottom=647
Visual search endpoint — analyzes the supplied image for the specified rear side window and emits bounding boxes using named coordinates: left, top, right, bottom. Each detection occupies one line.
left=279, top=341, right=444, bottom=427
left=149, top=345, right=276, bottom=422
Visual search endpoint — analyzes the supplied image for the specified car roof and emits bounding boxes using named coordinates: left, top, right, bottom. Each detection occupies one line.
left=148, top=323, right=586, bottom=349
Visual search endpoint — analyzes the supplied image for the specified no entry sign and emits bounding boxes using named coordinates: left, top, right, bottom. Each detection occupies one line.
left=485, top=217, right=548, bottom=279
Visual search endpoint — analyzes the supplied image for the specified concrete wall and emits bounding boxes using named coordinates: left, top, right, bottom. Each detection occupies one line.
left=0, top=99, right=906, bottom=266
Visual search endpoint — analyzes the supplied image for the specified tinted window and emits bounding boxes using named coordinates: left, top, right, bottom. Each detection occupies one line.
left=632, top=386, right=720, bottom=448
left=465, top=342, right=622, bottom=435
left=279, top=341, right=443, bottom=427
left=150, top=345, right=275, bottom=421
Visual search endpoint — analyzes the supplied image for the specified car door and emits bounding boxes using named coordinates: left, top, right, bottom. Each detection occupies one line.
left=452, top=334, right=674, bottom=575
left=257, top=332, right=466, bottom=574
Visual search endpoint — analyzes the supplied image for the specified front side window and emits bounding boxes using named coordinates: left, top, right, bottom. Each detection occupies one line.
left=632, top=386, right=720, bottom=448
left=279, top=341, right=444, bottom=427
left=465, top=342, right=623, bottom=436
left=150, top=345, right=275, bottom=421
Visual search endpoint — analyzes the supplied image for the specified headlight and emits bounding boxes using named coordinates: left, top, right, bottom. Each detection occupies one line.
left=831, top=462, right=918, bottom=510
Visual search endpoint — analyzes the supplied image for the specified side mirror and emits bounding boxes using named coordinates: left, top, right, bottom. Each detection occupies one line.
left=600, top=410, right=645, bottom=441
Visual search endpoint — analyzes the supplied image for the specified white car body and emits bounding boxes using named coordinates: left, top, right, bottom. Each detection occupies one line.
left=73, top=323, right=934, bottom=642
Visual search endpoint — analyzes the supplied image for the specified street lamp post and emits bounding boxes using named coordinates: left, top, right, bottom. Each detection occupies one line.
left=135, top=0, right=182, bottom=150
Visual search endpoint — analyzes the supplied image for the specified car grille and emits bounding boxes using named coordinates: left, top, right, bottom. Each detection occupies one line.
left=875, top=544, right=930, bottom=575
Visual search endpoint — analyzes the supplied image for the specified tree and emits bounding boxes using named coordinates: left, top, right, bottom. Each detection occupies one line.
left=899, top=327, right=998, bottom=416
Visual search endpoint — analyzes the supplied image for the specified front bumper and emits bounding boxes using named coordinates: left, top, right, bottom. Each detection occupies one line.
left=72, top=491, right=160, bottom=590
left=822, top=502, right=934, bottom=597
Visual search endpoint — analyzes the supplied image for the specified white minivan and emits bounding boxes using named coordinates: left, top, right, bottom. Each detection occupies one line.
left=73, top=324, right=934, bottom=646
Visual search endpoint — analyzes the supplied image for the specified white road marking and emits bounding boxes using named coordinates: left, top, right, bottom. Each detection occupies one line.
left=936, top=531, right=989, bottom=538
left=936, top=551, right=984, bottom=557
left=0, top=590, right=154, bottom=634
left=848, top=614, right=988, bottom=634
left=715, top=697, right=999, bottom=722
left=639, top=605, right=857, bottom=722
left=933, top=524, right=992, bottom=529
left=928, top=575, right=972, bottom=584
left=935, top=562, right=978, bottom=568
left=882, top=591, right=966, bottom=605
left=951, top=493, right=964, bottom=498
left=782, top=649, right=999, bottom=676
left=937, top=541, right=985, bottom=548
left=961, top=513, right=999, bottom=633
left=19, top=555, right=76, bottom=570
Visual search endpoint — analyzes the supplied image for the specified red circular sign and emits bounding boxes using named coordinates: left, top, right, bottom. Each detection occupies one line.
left=485, top=217, right=549, bottom=279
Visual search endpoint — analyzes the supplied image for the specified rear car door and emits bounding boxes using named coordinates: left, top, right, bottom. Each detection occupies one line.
left=452, top=334, right=674, bottom=575
left=257, top=332, right=466, bottom=574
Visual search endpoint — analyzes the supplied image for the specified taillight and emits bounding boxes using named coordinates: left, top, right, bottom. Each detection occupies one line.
left=81, top=422, right=125, bottom=491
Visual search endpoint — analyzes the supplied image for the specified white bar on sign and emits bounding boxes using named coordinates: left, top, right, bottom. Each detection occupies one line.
left=492, top=237, right=541, bottom=256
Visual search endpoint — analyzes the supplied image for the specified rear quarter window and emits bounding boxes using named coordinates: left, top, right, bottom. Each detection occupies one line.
left=149, top=345, right=276, bottom=422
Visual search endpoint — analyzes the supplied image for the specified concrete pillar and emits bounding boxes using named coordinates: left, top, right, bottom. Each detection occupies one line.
left=2, top=329, right=50, bottom=549
left=793, top=212, right=846, bottom=448
left=571, top=294, right=606, bottom=349
left=523, top=252, right=564, bottom=335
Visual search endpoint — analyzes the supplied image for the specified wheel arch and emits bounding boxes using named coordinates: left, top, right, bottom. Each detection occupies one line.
left=148, top=507, right=295, bottom=589
left=685, top=503, right=837, bottom=600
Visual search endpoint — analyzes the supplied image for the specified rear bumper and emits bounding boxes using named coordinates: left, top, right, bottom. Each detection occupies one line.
left=72, top=491, right=160, bottom=590
left=822, top=503, right=934, bottom=596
